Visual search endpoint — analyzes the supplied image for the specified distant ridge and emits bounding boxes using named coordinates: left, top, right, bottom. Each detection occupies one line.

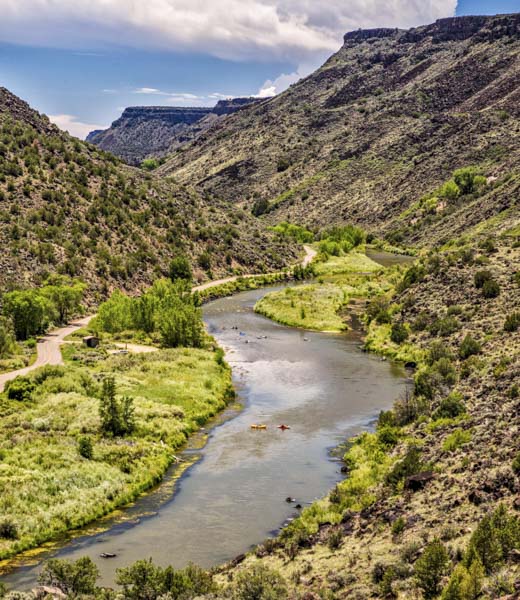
left=88, top=97, right=262, bottom=165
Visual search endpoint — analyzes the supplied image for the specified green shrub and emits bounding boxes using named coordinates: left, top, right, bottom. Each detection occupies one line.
left=377, top=426, right=400, bottom=448
left=390, top=322, right=409, bottom=344
left=465, top=505, right=520, bottom=574
left=386, top=446, right=423, bottom=489
left=441, top=560, right=484, bottom=600
left=0, top=519, right=19, bottom=540
left=427, top=341, right=454, bottom=366
left=504, top=312, right=520, bottom=332
left=459, top=335, right=481, bottom=360
left=232, top=564, right=287, bottom=600
left=442, top=429, right=471, bottom=452
left=512, top=453, right=520, bottom=475
left=78, top=436, right=93, bottom=459
left=474, top=270, right=493, bottom=289
left=141, top=158, right=159, bottom=171
left=453, top=167, right=484, bottom=195
left=415, top=539, right=449, bottom=598
left=391, top=517, right=406, bottom=537
left=169, top=256, right=192, bottom=282
left=434, top=392, right=465, bottom=419
left=5, top=376, right=35, bottom=401
left=430, top=316, right=460, bottom=337
left=482, top=279, right=500, bottom=298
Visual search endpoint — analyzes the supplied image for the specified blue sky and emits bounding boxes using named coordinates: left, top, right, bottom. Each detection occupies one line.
left=0, top=0, right=516, bottom=138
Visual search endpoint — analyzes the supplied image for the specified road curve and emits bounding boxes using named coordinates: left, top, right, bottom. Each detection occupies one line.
left=0, top=316, right=93, bottom=393
left=193, top=245, right=317, bottom=292
left=0, top=246, right=318, bottom=392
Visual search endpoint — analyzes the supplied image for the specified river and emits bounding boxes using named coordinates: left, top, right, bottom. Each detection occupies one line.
left=1, top=251, right=411, bottom=590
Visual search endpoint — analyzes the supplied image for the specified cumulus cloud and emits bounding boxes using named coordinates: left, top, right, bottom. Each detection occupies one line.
left=48, top=114, right=107, bottom=139
left=0, top=1, right=457, bottom=62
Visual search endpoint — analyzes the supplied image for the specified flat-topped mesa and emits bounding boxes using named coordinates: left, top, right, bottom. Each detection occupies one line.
left=402, top=13, right=520, bottom=43
left=343, top=28, right=399, bottom=44
left=343, top=13, right=520, bottom=47
left=117, top=106, right=212, bottom=125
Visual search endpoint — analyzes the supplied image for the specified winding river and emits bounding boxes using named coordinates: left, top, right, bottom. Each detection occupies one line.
left=2, top=251, right=411, bottom=590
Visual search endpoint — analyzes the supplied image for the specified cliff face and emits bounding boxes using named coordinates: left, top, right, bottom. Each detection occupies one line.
left=88, top=98, right=261, bottom=165
left=161, top=13, right=520, bottom=247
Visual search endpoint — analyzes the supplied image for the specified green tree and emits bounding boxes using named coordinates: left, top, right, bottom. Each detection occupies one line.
left=116, top=559, right=164, bottom=600
left=38, top=557, right=99, bottom=596
left=459, top=335, right=481, bottom=360
left=415, top=539, right=449, bottom=598
left=453, top=167, right=482, bottom=195
left=0, top=316, right=17, bottom=358
left=390, top=322, right=409, bottom=344
left=77, top=436, right=93, bottom=459
left=99, top=377, right=135, bottom=437
left=2, top=289, right=55, bottom=340
left=95, top=289, right=133, bottom=333
left=169, top=256, right=193, bottom=283
left=40, top=277, right=85, bottom=324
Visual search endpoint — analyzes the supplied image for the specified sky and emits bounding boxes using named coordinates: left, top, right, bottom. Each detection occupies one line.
left=0, top=0, right=517, bottom=138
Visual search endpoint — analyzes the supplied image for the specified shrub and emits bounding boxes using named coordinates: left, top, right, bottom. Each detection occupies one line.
left=276, top=157, right=291, bottom=172
left=430, top=316, right=460, bottom=337
left=504, top=312, right=520, bottom=332
left=390, top=322, right=408, bottom=344
left=427, top=341, right=454, bottom=366
left=459, top=335, right=481, bottom=360
left=386, top=446, right=423, bottom=489
left=513, top=453, right=520, bottom=475
left=231, top=564, right=287, bottom=600
left=482, top=279, right=500, bottom=298
left=198, top=252, right=211, bottom=271
left=465, top=505, right=520, bottom=574
left=327, top=527, right=343, bottom=550
left=5, top=376, right=35, bottom=401
left=391, top=517, right=406, bottom=537
left=442, top=429, right=471, bottom=452
left=434, top=392, right=465, bottom=419
left=397, top=263, right=426, bottom=293
left=453, top=167, right=484, bottom=195
left=377, top=426, right=400, bottom=448
left=169, top=256, right=192, bottom=282
left=38, top=557, right=99, bottom=596
left=415, top=539, right=449, bottom=598
left=0, top=519, right=19, bottom=540
left=0, top=316, right=17, bottom=358
left=141, top=158, right=159, bottom=171
left=441, top=560, right=484, bottom=600
left=474, top=270, right=493, bottom=289
left=78, top=436, right=93, bottom=459
left=252, top=198, right=269, bottom=216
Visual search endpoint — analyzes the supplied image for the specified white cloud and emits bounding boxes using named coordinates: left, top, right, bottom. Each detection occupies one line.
left=0, top=1, right=458, bottom=62
left=133, top=87, right=165, bottom=94
left=256, top=58, right=324, bottom=97
left=48, top=114, right=107, bottom=140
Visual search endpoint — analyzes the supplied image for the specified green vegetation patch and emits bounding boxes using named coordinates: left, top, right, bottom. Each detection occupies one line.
left=0, top=347, right=233, bottom=560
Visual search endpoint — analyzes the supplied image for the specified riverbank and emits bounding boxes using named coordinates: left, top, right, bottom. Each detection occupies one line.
left=0, top=343, right=234, bottom=562
left=253, top=250, right=401, bottom=332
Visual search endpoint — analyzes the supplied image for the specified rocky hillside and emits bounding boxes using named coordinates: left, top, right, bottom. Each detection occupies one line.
left=0, top=87, right=297, bottom=298
left=161, top=14, right=520, bottom=247
left=88, top=98, right=261, bottom=165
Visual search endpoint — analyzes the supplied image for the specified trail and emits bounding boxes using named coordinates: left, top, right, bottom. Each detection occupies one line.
left=193, top=245, right=317, bottom=292
left=0, top=316, right=93, bottom=392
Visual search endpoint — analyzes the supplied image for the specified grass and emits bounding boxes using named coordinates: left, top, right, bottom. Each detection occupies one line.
left=364, top=321, right=425, bottom=364
left=254, top=252, right=394, bottom=332
left=0, top=346, right=233, bottom=561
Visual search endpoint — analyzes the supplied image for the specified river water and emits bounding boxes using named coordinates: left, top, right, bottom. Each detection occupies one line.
left=2, top=252, right=410, bottom=590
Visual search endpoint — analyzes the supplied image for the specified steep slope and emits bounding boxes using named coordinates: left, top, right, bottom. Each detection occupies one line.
left=88, top=98, right=261, bottom=165
left=0, top=88, right=297, bottom=296
left=161, top=14, right=520, bottom=246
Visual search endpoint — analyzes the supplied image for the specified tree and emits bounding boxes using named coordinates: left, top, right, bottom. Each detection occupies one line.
left=95, top=289, right=133, bottom=333
left=169, top=256, right=192, bottom=283
left=453, top=167, right=482, bottom=195
left=0, top=317, right=16, bottom=358
left=390, top=322, right=409, bottom=344
left=38, top=557, right=99, bottom=596
left=99, top=377, right=135, bottom=437
left=415, top=539, right=449, bottom=598
left=2, top=289, right=55, bottom=340
left=77, top=436, right=93, bottom=459
left=40, top=277, right=85, bottom=324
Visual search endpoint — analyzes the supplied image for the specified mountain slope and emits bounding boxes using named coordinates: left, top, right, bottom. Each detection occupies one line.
left=161, top=14, right=520, bottom=246
left=0, top=88, right=297, bottom=297
left=88, top=98, right=261, bottom=165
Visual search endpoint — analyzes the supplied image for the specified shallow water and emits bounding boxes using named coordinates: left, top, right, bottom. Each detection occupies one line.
left=2, top=284, right=407, bottom=590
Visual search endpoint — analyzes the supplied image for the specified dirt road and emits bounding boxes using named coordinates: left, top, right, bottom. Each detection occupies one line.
left=0, top=316, right=93, bottom=393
